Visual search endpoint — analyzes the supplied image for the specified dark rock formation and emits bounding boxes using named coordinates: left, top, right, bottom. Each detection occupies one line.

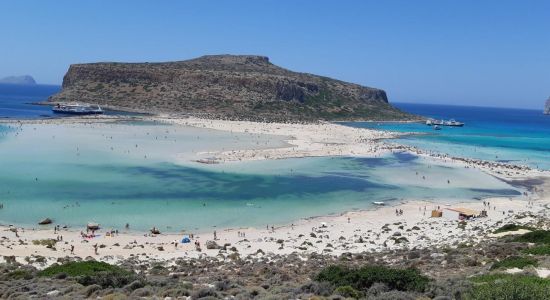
left=0, top=75, right=36, bottom=85
left=545, top=97, right=550, bottom=115
left=49, top=55, right=415, bottom=121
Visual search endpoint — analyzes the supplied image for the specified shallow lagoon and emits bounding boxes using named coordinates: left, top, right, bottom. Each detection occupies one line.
left=0, top=122, right=522, bottom=231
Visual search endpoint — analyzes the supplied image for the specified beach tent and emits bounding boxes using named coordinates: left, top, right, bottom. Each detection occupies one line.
left=181, top=235, right=191, bottom=243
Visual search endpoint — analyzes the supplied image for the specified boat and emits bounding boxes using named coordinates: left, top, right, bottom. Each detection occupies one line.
left=443, top=119, right=464, bottom=127
left=52, top=103, right=103, bottom=115
left=434, top=125, right=442, bottom=130
left=428, top=119, right=444, bottom=126
left=373, top=201, right=385, bottom=206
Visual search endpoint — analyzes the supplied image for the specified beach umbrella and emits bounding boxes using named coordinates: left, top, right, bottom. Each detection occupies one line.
left=181, top=235, right=191, bottom=243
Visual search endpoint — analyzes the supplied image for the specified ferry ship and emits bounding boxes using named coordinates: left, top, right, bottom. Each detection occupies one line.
left=52, top=103, right=103, bottom=115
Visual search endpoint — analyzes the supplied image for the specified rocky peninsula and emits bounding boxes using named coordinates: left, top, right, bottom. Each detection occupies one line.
left=48, top=55, right=415, bottom=122
left=545, top=97, right=550, bottom=115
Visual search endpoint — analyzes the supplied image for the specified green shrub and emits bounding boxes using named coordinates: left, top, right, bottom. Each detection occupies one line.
left=7, top=269, right=34, bottom=280
left=490, top=256, right=538, bottom=270
left=513, top=230, right=550, bottom=244
left=523, top=245, right=550, bottom=255
left=334, top=285, right=362, bottom=298
left=38, top=261, right=138, bottom=288
left=467, top=274, right=550, bottom=300
left=315, top=265, right=429, bottom=293
left=494, top=224, right=534, bottom=234
left=39, top=261, right=125, bottom=277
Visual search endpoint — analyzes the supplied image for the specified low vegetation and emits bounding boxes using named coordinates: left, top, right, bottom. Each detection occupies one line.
left=467, top=274, right=550, bottom=300
left=315, top=265, right=429, bottom=295
left=490, top=256, right=538, bottom=270
left=38, top=261, right=139, bottom=288
left=523, top=244, right=550, bottom=255
left=493, top=224, right=534, bottom=234
left=513, top=230, right=550, bottom=244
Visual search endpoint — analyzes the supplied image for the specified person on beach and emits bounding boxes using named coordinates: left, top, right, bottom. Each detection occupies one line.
left=213, top=230, right=217, bottom=240
left=70, top=245, right=74, bottom=254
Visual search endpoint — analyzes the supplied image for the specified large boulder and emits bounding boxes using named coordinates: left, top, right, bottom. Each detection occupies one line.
left=38, top=218, right=53, bottom=225
left=205, top=240, right=220, bottom=249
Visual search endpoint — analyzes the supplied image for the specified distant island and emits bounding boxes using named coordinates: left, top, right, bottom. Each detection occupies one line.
left=0, top=75, right=36, bottom=85
left=49, top=55, right=415, bottom=121
left=545, top=97, right=550, bottom=115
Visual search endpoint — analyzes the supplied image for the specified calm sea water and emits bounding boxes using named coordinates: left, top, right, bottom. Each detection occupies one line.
left=0, top=83, right=60, bottom=118
left=0, top=83, right=144, bottom=118
left=0, top=89, right=527, bottom=231
left=342, top=103, right=550, bottom=170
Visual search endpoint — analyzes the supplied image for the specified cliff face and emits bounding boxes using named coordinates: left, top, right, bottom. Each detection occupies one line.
left=545, top=97, right=550, bottom=115
left=49, top=55, right=414, bottom=121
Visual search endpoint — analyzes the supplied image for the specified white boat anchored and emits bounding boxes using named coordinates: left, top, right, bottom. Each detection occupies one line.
left=426, top=118, right=464, bottom=127
left=52, top=103, right=103, bottom=115
left=444, top=119, right=464, bottom=127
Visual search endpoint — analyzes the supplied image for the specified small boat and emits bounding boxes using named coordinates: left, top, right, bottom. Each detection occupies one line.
left=434, top=125, right=442, bottom=130
left=52, top=103, right=103, bottom=115
left=444, top=119, right=464, bottom=127
left=373, top=201, right=385, bottom=206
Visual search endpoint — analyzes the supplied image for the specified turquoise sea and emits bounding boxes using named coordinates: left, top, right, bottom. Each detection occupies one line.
left=0, top=88, right=534, bottom=231
left=342, top=103, right=550, bottom=171
left=0, top=122, right=520, bottom=232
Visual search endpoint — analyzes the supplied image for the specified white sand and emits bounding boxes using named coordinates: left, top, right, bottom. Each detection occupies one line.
left=1, top=194, right=548, bottom=267
left=1, top=115, right=549, bottom=267
left=164, top=117, right=396, bottom=163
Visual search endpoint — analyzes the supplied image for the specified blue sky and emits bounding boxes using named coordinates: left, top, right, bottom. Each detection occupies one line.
left=1, top=1, right=548, bottom=109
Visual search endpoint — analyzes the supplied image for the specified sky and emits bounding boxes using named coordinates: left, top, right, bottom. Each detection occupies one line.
left=1, top=1, right=549, bottom=109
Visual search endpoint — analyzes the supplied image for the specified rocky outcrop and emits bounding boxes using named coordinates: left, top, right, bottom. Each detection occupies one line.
left=49, top=55, right=415, bottom=121
left=545, top=97, right=550, bottom=115
left=0, top=75, right=36, bottom=85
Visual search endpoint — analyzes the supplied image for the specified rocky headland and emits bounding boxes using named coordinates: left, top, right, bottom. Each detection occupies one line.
left=48, top=55, right=415, bottom=122
left=0, top=75, right=36, bottom=85
left=545, top=97, right=550, bottom=115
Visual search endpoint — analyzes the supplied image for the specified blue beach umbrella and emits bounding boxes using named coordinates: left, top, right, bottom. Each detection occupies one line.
left=181, top=236, right=191, bottom=243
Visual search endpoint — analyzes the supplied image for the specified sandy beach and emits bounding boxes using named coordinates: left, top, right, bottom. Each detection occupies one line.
left=1, top=115, right=549, bottom=268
